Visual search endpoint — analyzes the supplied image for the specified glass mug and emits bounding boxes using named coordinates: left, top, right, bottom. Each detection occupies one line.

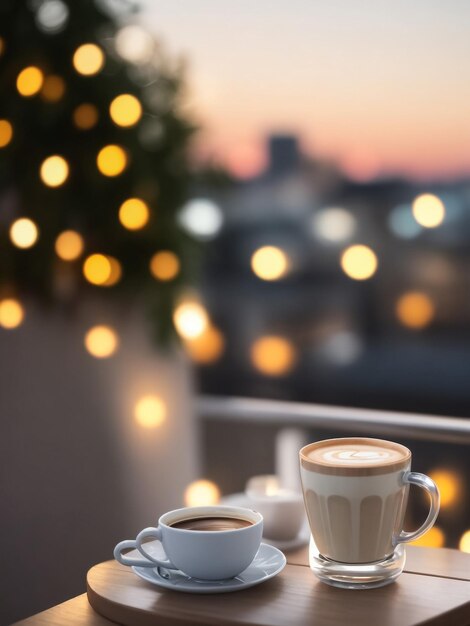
left=299, top=437, right=440, bottom=589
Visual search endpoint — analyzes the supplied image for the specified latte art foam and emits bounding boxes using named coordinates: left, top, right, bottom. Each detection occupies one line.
left=308, top=443, right=406, bottom=467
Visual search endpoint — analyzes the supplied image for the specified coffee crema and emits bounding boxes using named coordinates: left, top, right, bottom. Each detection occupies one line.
left=300, top=438, right=410, bottom=476
left=170, top=516, right=253, bottom=531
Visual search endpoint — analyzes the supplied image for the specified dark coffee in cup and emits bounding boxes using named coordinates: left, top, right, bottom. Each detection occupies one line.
left=170, top=516, right=253, bottom=531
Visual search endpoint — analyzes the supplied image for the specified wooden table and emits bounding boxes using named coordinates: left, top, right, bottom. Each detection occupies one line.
left=14, top=546, right=470, bottom=626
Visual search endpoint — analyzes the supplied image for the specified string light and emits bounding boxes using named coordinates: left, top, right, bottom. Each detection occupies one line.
left=184, top=326, right=225, bottom=364
left=40, top=155, right=69, bottom=187
left=97, top=145, right=127, bottom=177
left=149, top=251, right=180, bottom=281
left=109, top=94, right=142, bottom=127
left=10, top=218, right=39, bottom=249
left=251, top=336, right=297, bottom=376
left=84, top=325, right=119, bottom=358
left=41, top=75, right=65, bottom=102
left=83, top=254, right=111, bottom=285
left=184, top=480, right=221, bottom=506
left=340, top=244, right=378, bottom=280
left=173, top=301, right=209, bottom=339
left=459, top=530, right=470, bottom=553
left=396, top=292, right=435, bottom=329
left=73, top=103, right=99, bottom=130
left=16, top=66, right=44, bottom=96
left=55, top=230, right=84, bottom=261
left=0, top=120, right=13, bottom=148
left=134, top=395, right=166, bottom=428
left=73, top=43, right=104, bottom=76
left=0, top=298, right=24, bottom=329
left=412, top=194, right=445, bottom=228
left=103, top=257, right=122, bottom=286
left=251, top=246, right=289, bottom=281
left=428, top=468, right=461, bottom=508
left=410, top=526, right=445, bottom=548
left=118, top=198, right=149, bottom=230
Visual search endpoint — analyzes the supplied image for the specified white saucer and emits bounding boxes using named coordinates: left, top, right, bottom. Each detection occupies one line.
left=221, top=493, right=310, bottom=551
left=132, top=543, right=286, bottom=594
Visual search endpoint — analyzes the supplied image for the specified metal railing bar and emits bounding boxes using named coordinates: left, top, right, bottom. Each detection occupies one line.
left=196, top=396, right=470, bottom=445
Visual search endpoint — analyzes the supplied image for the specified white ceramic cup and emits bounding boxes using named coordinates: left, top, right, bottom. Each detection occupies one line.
left=114, top=505, right=263, bottom=580
left=246, top=488, right=305, bottom=541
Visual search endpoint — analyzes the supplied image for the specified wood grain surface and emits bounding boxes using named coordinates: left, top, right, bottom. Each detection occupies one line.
left=14, top=546, right=470, bottom=626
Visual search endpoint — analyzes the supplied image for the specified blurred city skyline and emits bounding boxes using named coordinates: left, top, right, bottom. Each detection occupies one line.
left=142, top=0, right=470, bottom=182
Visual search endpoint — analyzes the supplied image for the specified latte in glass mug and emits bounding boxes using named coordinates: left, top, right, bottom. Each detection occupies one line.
left=300, top=438, right=440, bottom=567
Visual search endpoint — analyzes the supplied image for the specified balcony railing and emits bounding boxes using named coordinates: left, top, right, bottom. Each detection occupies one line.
left=197, top=395, right=470, bottom=490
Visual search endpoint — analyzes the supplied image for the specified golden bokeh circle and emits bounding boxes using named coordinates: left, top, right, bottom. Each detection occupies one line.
left=118, top=198, right=149, bottom=230
left=0, top=120, right=13, bottom=148
left=0, top=298, right=25, bottom=329
left=17, top=66, right=44, bottom=96
left=340, top=245, right=378, bottom=280
left=149, top=251, right=180, bottom=281
left=251, top=246, right=289, bottom=281
left=40, top=155, right=69, bottom=187
left=73, top=43, right=104, bottom=76
left=97, top=145, right=127, bottom=177
left=9, top=218, right=39, bottom=249
left=84, top=325, right=119, bottom=358
left=251, top=336, right=297, bottom=376
left=110, top=94, right=142, bottom=127
left=73, top=103, right=99, bottom=130
left=55, top=231, right=84, bottom=261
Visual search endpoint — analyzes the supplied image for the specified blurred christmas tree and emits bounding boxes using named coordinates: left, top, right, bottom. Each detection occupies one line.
left=0, top=0, right=197, bottom=342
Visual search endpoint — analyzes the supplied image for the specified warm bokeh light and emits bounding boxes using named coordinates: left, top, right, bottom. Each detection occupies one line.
left=459, top=530, right=470, bottom=553
left=412, top=194, right=445, bottom=228
left=0, top=120, right=13, bottom=148
left=73, top=103, right=99, bottom=130
left=0, top=36, right=4, bottom=57
left=40, top=155, right=69, bottom=187
left=41, top=75, right=66, bottom=102
left=0, top=298, right=24, bottom=329
left=118, top=198, right=149, bottom=230
left=55, top=230, right=84, bottom=261
left=173, top=301, right=209, bottom=339
left=313, top=207, right=356, bottom=242
left=9, top=218, right=39, bottom=249
left=251, top=336, right=297, bottom=376
left=134, top=395, right=166, bottom=428
left=251, top=246, right=289, bottom=281
left=109, top=94, right=142, bottom=127
left=184, top=326, right=225, bottom=364
left=84, top=325, right=119, bottom=358
left=428, top=468, right=461, bottom=508
left=73, top=43, right=104, bottom=76
left=96, top=145, right=127, bottom=177
left=396, top=292, right=435, bottom=329
left=16, top=66, right=44, bottom=96
left=149, top=251, right=180, bottom=281
left=340, top=244, right=378, bottom=280
left=184, top=479, right=221, bottom=507
left=410, top=526, right=445, bottom=548
left=83, top=254, right=111, bottom=286
left=103, top=257, right=122, bottom=287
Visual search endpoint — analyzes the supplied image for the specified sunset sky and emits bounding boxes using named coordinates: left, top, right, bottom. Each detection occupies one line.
left=142, top=1, right=470, bottom=181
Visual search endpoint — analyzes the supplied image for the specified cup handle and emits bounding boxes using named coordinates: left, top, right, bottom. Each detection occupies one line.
left=394, top=471, right=440, bottom=545
left=114, top=539, right=157, bottom=568
left=135, top=526, right=178, bottom=570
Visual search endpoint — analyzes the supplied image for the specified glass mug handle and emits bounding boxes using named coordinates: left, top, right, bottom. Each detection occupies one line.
left=394, top=471, right=440, bottom=545
left=113, top=526, right=176, bottom=569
